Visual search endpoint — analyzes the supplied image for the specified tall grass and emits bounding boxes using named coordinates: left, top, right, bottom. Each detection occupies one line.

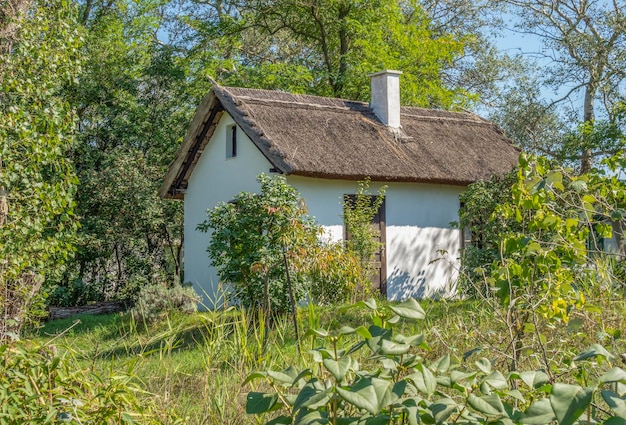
left=32, top=289, right=626, bottom=424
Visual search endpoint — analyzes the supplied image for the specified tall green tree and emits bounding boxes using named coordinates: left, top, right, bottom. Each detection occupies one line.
left=51, top=0, right=192, bottom=304
left=500, top=0, right=626, bottom=172
left=185, top=0, right=468, bottom=107
left=0, top=0, right=81, bottom=338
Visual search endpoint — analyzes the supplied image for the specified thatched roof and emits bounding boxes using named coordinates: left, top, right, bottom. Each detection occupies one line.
left=160, top=83, right=520, bottom=199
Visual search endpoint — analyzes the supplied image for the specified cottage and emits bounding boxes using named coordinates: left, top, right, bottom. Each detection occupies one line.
left=160, top=70, right=520, bottom=307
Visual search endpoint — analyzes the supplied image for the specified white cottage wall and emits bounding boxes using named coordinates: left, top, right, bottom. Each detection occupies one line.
left=184, top=115, right=273, bottom=308
left=287, top=176, right=463, bottom=300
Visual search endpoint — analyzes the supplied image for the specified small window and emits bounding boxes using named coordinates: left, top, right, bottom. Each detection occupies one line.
left=226, top=125, right=237, bottom=158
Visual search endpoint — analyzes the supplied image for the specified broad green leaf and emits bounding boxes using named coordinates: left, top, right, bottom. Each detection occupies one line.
left=361, top=416, right=391, bottom=425
left=429, top=397, right=458, bottom=424
left=268, top=366, right=300, bottom=385
left=294, top=409, right=329, bottom=425
left=380, top=380, right=407, bottom=407
left=389, top=298, right=426, bottom=320
left=242, top=371, right=266, bottom=385
left=366, top=326, right=392, bottom=354
left=483, top=371, right=508, bottom=390
left=323, top=356, right=352, bottom=382
left=363, top=298, right=378, bottom=310
left=450, top=370, right=476, bottom=384
left=475, top=358, right=492, bottom=374
left=550, top=383, right=593, bottom=425
left=431, top=354, right=451, bottom=374
left=407, top=364, right=437, bottom=395
left=602, top=390, right=626, bottom=417
left=604, top=418, right=626, bottom=425
left=570, top=180, right=588, bottom=193
left=600, top=367, right=626, bottom=384
left=266, top=415, right=293, bottom=425
left=518, top=371, right=549, bottom=389
left=246, top=392, right=280, bottom=414
left=394, top=333, right=424, bottom=346
left=574, top=344, right=615, bottom=362
left=379, top=339, right=411, bottom=356
left=463, top=347, right=484, bottom=361
left=304, top=328, right=329, bottom=338
left=519, top=398, right=555, bottom=424
left=336, top=377, right=386, bottom=415
left=339, top=326, right=372, bottom=339
left=402, top=398, right=421, bottom=425
left=294, top=379, right=331, bottom=411
left=467, top=394, right=506, bottom=417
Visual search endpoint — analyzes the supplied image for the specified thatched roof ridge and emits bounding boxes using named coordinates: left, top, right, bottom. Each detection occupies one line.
left=160, top=82, right=520, bottom=199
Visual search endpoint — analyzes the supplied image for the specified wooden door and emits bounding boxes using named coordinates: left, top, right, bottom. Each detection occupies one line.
left=344, top=195, right=387, bottom=296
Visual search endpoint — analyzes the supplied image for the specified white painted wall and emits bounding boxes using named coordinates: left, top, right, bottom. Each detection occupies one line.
left=184, top=112, right=464, bottom=306
left=184, top=114, right=273, bottom=308
left=287, top=176, right=463, bottom=300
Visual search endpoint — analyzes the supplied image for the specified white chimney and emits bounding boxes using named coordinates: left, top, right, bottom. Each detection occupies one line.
left=368, top=70, right=402, bottom=129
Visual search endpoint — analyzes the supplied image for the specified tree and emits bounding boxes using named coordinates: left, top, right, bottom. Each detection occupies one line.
left=50, top=0, right=193, bottom=304
left=502, top=0, right=626, bottom=172
left=0, top=0, right=81, bottom=339
left=185, top=0, right=468, bottom=107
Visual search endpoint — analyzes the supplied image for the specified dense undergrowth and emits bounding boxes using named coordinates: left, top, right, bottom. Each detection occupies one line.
left=23, top=287, right=626, bottom=424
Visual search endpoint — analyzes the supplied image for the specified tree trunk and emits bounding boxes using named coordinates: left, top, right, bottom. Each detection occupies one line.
left=579, top=83, right=596, bottom=174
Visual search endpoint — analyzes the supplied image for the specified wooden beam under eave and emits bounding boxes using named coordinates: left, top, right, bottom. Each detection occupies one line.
left=159, top=91, right=222, bottom=199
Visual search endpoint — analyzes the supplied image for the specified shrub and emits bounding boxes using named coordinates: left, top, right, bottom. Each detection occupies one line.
left=132, top=283, right=200, bottom=323
left=0, top=340, right=176, bottom=424
left=246, top=298, right=626, bottom=424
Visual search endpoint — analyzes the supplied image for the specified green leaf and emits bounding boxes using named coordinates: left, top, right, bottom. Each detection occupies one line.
left=570, top=180, right=588, bottom=193
left=518, top=371, right=550, bottom=389
left=336, top=384, right=377, bottom=415
left=339, top=326, right=372, bottom=339
left=600, top=367, right=626, bottom=384
left=450, top=370, right=476, bottom=384
left=408, top=364, right=437, bottom=395
left=323, top=356, right=352, bottom=382
left=519, top=398, right=555, bottom=424
left=574, top=344, right=615, bottom=362
left=267, top=415, right=293, bottom=425
left=268, top=366, right=300, bottom=385
left=294, top=379, right=331, bottom=411
left=388, top=298, right=425, bottom=320
left=242, top=371, right=267, bottom=385
left=601, top=390, right=626, bottom=417
left=379, top=339, right=411, bottom=356
left=246, top=392, right=280, bottom=414
left=549, top=383, right=593, bottom=425
left=294, top=409, right=329, bottom=425
left=475, top=358, right=492, bottom=374
left=483, top=371, right=508, bottom=390
left=429, top=397, right=458, bottom=424
left=394, top=333, right=424, bottom=346
left=363, top=298, right=378, bottom=310
left=431, top=354, right=452, bottom=374
left=304, top=328, right=329, bottom=338
left=336, top=377, right=390, bottom=415
left=604, top=418, right=626, bottom=425
left=467, top=394, right=506, bottom=417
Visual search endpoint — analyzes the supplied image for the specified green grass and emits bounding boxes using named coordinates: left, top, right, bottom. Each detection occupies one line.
left=28, top=294, right=626, bottom=424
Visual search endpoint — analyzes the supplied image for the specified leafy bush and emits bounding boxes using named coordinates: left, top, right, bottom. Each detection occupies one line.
left=343, top=179, right=387, bottom=290
left=0, top=340, right=176, bottom=424
left=200, top=174, right=370, bottom=313
left=132, top=283, right=200, bottom=323
left=246, top=298, right=626, bottom=424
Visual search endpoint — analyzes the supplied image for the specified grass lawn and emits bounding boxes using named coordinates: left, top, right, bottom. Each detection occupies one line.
left=29, top=294, right=626, bottom=424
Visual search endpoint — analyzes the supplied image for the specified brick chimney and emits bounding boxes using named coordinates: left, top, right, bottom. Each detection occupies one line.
left=368, top=70, right=402, bottom=129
